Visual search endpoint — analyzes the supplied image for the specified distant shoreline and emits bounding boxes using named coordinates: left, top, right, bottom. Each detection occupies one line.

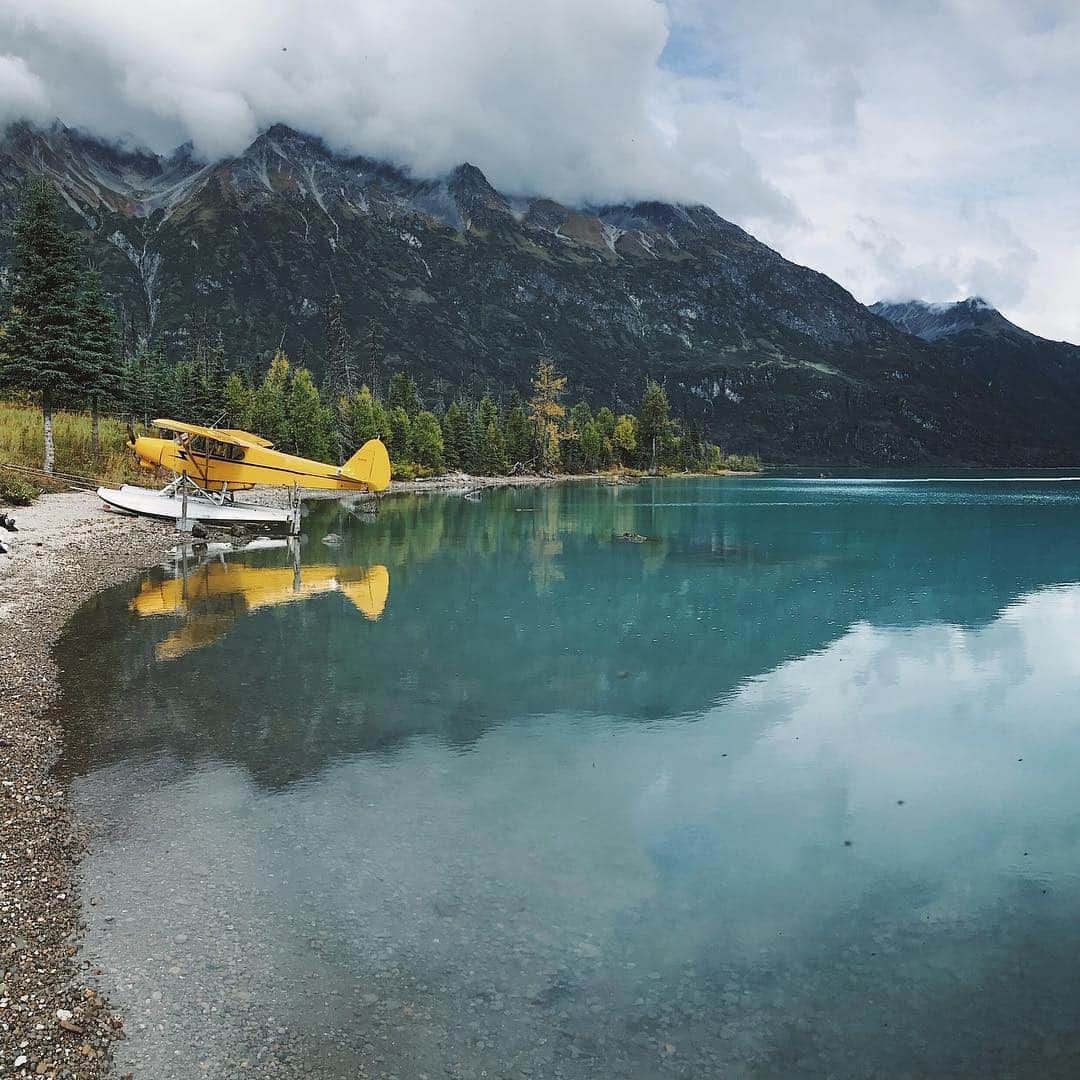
left=390, top=468, right=760, bottom=493
left=294, top=467, right=760, bottom=501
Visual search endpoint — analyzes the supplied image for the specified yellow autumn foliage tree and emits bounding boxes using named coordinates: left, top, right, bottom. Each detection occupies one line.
left=528, top=358, right=567, bottom=471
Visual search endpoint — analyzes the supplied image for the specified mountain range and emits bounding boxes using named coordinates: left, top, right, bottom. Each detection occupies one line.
left=1, top=119, right=1078, bottom=465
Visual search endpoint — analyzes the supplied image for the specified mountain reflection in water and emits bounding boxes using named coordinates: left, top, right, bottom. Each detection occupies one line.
left=60, top=479, right=1080, bottom=789
left=55, top=478, right=1080, bottom=1078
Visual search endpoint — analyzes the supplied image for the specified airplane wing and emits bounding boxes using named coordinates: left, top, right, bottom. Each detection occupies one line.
left=219, top=429, right=274, bottom=447
left=152, top=419, right=273, bottom=448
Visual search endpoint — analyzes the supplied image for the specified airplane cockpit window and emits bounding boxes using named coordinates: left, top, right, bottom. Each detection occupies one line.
left=183, top=435, right=245, bottom=461
left=222, top=443, right=246, bottom=461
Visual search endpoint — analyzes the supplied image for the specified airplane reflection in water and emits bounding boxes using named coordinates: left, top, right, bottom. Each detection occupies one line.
left=131, top=540, right=389, bottom=660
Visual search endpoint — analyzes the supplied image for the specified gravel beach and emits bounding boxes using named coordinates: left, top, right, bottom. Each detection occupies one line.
left=0, top=492, right=174, bottom=1079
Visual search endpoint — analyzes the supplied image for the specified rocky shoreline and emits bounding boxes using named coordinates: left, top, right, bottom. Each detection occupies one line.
left=0, top=493, right=176, bottom=1078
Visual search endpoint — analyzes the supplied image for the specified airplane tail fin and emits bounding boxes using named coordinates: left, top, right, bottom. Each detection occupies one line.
left=340, top=565, right=390, bottom=620
left=342, top=439, right=391, bottom=492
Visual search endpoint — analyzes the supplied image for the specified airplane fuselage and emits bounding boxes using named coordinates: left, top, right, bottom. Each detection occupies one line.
left=133, top=435, right=385, bottom=492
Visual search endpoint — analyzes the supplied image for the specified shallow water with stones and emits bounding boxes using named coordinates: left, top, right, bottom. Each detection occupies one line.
left=56, top=476, right=1080, bottom=1078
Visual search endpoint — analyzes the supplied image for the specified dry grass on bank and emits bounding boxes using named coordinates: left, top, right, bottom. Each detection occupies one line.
left=1, top=400, right=145, bottom=503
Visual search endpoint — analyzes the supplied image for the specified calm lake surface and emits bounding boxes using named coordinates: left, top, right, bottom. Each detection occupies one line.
left=57, top=477, right=1080, bottom=1078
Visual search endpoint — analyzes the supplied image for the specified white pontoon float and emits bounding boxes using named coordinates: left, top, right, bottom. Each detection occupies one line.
left=97, top=474, right=302, bottom=535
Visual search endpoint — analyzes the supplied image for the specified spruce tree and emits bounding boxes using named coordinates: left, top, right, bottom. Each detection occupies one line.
left=504, top=400, right=532, bottom=468
left=388, top=371, right=422, bottom=418
left=287, top=366, right=335, bottom=461
left=412, top=410, right=445, bottom=472
left=249, top=350, right=291, bottom=446
left=638, top=379, right=672, bottom=472
left=363, top=317, right=384, bottom=400
left=346, top=385, right=378, bottom=449
left=172, top=360, right=201, bottom=422
left=222, top=370, right=253, bottom=428
left=478, top=394, right=499, bottom=430
left=476, top=395, right=506, bottom=473
left=324, top=292, right=357, bottom=460
left=1, top=178, right=90, bottom=474
left=146, top=344, right=175, bottom=420
left=372, top=397, right=392, bottom=444
left=480, top=420, right=508, bottom=475
left=74, top=270, right=123, bottom=456
left=324, top=293, right=357, bottom=396
left=580, top=420, right=603, bottom=471
left=562, top=401, right=593, bottom=473
left=195, top=340, right=227, bottom=423
left=387, top=405, right=412, bottom=464
left=124, top=343, right=172, bottom=425
left=442, top=400, right=467, bottom=470
left=461, top=408, right=485, bottom=474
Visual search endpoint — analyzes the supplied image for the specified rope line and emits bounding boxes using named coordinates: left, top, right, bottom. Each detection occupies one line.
left=1, top=460, right=109, bottom=490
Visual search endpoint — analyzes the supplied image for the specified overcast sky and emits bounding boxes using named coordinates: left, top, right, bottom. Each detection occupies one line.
left=2, top=0, right=1078, bottom=341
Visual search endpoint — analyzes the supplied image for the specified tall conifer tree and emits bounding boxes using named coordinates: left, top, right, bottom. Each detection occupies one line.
left=638, top=379, right=672, bottom=473
left=442, top=400, right=467, bottom=470
left=324, top=292, right=358, bottom=461
left=388, top=371, right=422, bottom=418
left=412, top=410, right=445, bottom=472
left=504, top=398, right=532, bottom=468
left=249, top=350, right=291, bottom=446
left=287, top=367, right=335, bottom=460
left=346, top=385, right=378, bottom=450
left=528, top=359, right=567, bottom=473
left=1, top=178, right=90, bottom=474
left=75, top=269, right=122, bottom=455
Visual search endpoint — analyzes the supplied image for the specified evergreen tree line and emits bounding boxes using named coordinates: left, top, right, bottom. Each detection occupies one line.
left=1, top=177, right=759, bottom=478
left=218, top=358, right=759, bottom=477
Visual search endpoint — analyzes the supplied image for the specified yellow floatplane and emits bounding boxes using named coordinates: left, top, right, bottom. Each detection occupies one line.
left=97, top=420, right=391, bottom=534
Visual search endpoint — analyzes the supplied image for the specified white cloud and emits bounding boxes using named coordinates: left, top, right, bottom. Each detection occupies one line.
left=666, top=0, right=1080, bottom=340
left=1, top=0, right=1078, bottom=340
left=0, top=0, right=791, bottom=220
left=0, top=54, right=48, bottom=126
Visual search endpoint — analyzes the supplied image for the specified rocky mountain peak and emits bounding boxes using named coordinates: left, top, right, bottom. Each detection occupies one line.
left=242, top=123, right=328, bottom=161
left=870, top=297, right=1030, bottom=343
left=446, top=162, right=511, bottom=225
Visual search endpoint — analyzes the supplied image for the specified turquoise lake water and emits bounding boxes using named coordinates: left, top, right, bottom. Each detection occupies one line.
left=58, top=477, right=1080, bottom=1077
